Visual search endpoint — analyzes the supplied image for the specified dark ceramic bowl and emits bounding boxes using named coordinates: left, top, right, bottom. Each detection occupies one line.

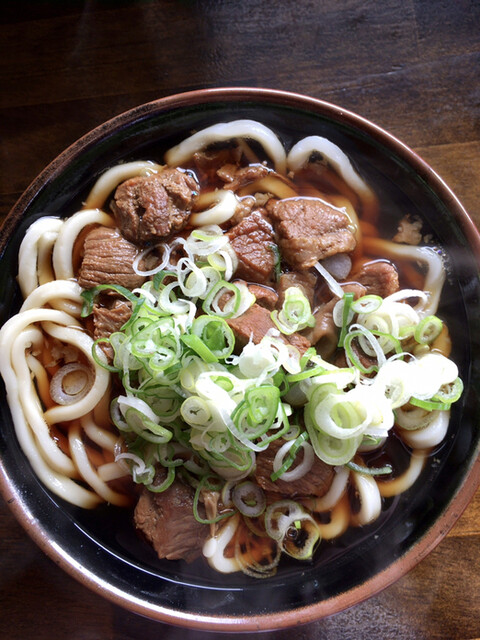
left=1, top=88, right=480, bottom=632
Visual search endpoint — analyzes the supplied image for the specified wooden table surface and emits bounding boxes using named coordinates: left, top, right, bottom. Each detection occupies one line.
left=1, top=2, right=479, bottom=639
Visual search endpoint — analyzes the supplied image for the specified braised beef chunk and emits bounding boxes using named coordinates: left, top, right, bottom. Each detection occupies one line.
left=255, top=437, right=334, bottom=498
left=227, top=211, right=276, bottom=284
left=227, top=303, right=276, bottom=346
left=266, top=198, right=356, bottom=270
left=219, top=163, right=271, bottom=191
left=351, top=260, right=399, bottom=297
left=192, top=147, right=242, bottom=184
left=92, top=299, right=132, bottom=362
left=227, top=303, right=311, bottom=355
left=286, top=331, right=312, bottom=355
left=111, top=168, right=198, bottom=245
left=217, top=281, right=278, bottom=312
left=93, top=299, right=132, bottom=340
left=301, top=300, right=337, bottom=353
left=77, top=226, right=146, bottom=290
left=248, top=284, right=278, bottom=310
left=301, top=283, right=366, bottom=356
left=277, top=271, right=317, bottom=308
left=228, top=195, right=257, bottom=226
left=134, top=477, right=208, bottom=563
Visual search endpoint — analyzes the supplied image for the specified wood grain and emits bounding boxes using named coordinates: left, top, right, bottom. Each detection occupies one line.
left=1, top=1, right=479, bottom=638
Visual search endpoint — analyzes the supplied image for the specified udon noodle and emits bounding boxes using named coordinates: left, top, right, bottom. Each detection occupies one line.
left=0, top=120, right=462, bottom=576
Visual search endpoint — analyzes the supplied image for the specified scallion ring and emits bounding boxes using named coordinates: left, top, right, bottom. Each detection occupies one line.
left=232, top=481, right=266, bottom=517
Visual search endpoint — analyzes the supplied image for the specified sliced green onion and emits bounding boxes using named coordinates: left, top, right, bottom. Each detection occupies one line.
left=80, top=283, right=139, bottom=317
left=272, top=370, right=290, bottom=396
left=88, top=215, right=463, bottom=568
left=124, top=407, right=173, bottom=444
left=270, top=243, right=281, bottom=282
left=313, top=260, right=344, bottom=298
left=270, top=431, right=310, bottom=481
left=398, top=324, right=416, bottom=340
left=231, top=386, right=280, bottom=442
left=351, top=294, right=383, bottom=314
left=147, top=465, right=176, bottom=493
left=152, top=269, right=177, bottom=291
left=271, top=286, right=315, bottom=335
left=191, top=315, right=235, bottom=360
left=286, top=363, right=327, bottom=383
left=138, top=385, right=182, bottom=422
left=199, top=265, right=223, bottom=298
left=414, top=315, right=443, bottom=345
left=409, top=396, right=451, bottom=411
left=432, top=377, right=463, bottom=404
left=181, top=333, right=219, bottom=363
left=344, top=331, right=379, bottom=374
left=337, top=292, right=355, bottom=347
left=264, top=500, right=320, bottom=560
left=299, top=347, right=317, bottom=368
left=210, top=374, right=235, bottom=392
left=177, top=257, right=208, bottom=297
left=344, top=326, right=402, bottom=374
left=202, top=280, right=241, bottom=318
left=232, top=481, right=266, bottom=517
left=207, top=432, right=231, bottom=454
left=308, top=428, right=361, bottom=466
left=157, top=442, right=186, bottom=468
left=91, top=338, right=119, bottom=372
left=304, top=402, right=362, bottom=465
left=346, top=461, right=392, bottom=476
left=132, top=462, right=156, bottom=486
left=118, top=298, right=148, bottom=333
left=246, top=385, right=281, bottom=425
left=180, top=396, right=213, bottom=426
left=193, top=475, right=236, bottom=524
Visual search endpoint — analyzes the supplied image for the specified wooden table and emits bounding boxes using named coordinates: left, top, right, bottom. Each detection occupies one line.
left=1, top=2, right=479, bottom=638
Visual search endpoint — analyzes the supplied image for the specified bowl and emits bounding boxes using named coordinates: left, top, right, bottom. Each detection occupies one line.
left=1, top=87, right=480, bottom=632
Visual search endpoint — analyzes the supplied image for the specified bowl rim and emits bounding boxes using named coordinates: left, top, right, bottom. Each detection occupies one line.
left=1, top=86, right=480, bottom=632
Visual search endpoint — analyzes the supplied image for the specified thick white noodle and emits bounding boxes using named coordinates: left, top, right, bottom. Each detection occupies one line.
left=97, top=462, right=129, bottom=482
left=377, top=449, right=427, bottom=497
left=83, top=160, right=162, bottom=209
left=80, top=414, right=127, bottom=482
left=165, top=120, right=287, bottom=174
left=310, top=465, right=350, bottom=512
left=204, top=514, right=241, bottom=573
left=37, top=230, right=58, bottom=286
left=18, top=217, right=64, bottom=297
left=316, top=495, right=350, bottom=540
left=68, top=422, right=131, bottom=506
left=399, top=411, right=449, bottom=448
left=40, top=321, right=110, bottom=424
left=52, top=209, right=115, bottom=280
left=11, top=328, right=77, bottom=475
left=190, top=190, right=239, bottom=226
left=0, top=308, right=82, bottom=354
left=350, top=471, right=382, bottom=526
left=20, top=280, right=84, bottom=318
left=287, top=136, right=377, bottom=212
left=0, top=309, right=102, bottom=508
left=80, top=412, right=120, bottom=451
left=363, top=239, right=445, bottom=316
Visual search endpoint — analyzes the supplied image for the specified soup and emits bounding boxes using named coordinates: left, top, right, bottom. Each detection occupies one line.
left=0, top=120, right=462, bottom=578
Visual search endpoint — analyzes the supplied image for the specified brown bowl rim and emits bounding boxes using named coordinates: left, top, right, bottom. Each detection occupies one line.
left=1, top=86, right=480, bottom=632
